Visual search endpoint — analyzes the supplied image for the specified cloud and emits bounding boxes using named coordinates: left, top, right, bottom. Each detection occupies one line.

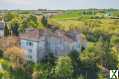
left=1, top=0, right=32, bottom=5
left=0, top=0, right=119, bottom=9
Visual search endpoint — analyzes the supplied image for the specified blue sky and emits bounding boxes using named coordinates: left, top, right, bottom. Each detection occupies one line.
left=0, top=0, right=119, bottom=10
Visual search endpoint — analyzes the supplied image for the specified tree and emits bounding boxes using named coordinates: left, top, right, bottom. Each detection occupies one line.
left=11, top=22, right=19, bottom=36
left=20, top=19, right=28, bottom=32
left=0, top=59, right=11, bottom=79
left=4, top=12, right=17, bottom=22
left=8, top=17, right=22, bottom=36
left=0, top=16, right=3, bottom=21
left=110, top=35, right=119, bottom=47
left=53, top=56, right=73, bottom=79
left=28, top=15, right=37, bottom=23
left=4, top=23, right=10, bottom=36
left=80, top=43, right=101, bottom=79
left=41, top=15, right=48, bottom=27
left=39, top=53, right=57, bottom=78
left=41, top=53, right=56, bottom=66
left=32, top=71, right=42, bottom=79
left=0, top=49, right=3, bottom=58
left=68, top=50, right=80, bottom=78
left=80, top=40, right=119, bottom=79
left=111, top=47, right=119, bottom=68
left=5, top=46, right=26, bottom=69
left=27, top=15, right=38, bottom=28
left=97, top=71, right=107, bottom=79
left=0, top=36, right=18, bottom=50
left=32, top=64, right=49, bottom=79
left=78, top=75, right=85, bottom=79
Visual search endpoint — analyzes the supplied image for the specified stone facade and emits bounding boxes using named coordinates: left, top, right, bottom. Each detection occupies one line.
left=0, top=21, right=5, bottom=37
left=20, top=28, right=87, bottom=63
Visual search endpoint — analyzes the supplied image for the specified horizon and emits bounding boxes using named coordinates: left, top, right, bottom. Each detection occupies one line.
left=0, top=8, right=119, bottom=10
left=0, top=7, right=119, bottom=10
left=0, top=0, right=119, bottom=10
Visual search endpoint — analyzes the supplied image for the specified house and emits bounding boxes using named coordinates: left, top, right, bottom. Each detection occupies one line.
left=20, top=28, right=87, bottom=63
left=0, top=21, right=5, bottom=37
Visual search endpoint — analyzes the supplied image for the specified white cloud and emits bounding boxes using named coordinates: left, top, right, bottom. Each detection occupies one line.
left=1, top=0, right=32, bottom=5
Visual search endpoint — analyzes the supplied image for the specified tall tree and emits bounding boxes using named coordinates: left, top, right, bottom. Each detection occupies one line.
left=0, top=59, right=11, bottom=79
left=68, top=50, right=80, bottom=78
left=41, top=15, right=48, bottom=27
left=4, top=23, right=10, bottom=36
left=0, top=49, right=3, bottom=58
left=4, top=12, right=17, bottom=22
left=11, top=23, right=19, bottom=36
left=27, top=15, right=38, bottom=28
left=5, top=46, right=26, bottom=69
left=53, top=56, right=73, bottom=79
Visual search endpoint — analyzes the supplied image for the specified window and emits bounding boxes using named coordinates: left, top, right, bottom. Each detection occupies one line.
left=29, top=42, right=33, bottom=46
left=28, top=55, right=32, bottom=59
left=76, top=44, right=80, bottom=48
left=28, top=49, right=32, bottom=53
left=26, top=41, right=33, bottom=46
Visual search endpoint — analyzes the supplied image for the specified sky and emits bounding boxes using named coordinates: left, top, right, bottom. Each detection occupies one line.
left=0, top=0, right=119, bottom=10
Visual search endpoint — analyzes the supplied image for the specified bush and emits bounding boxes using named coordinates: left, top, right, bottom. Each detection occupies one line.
left=0, top=49, right=3, bottom=58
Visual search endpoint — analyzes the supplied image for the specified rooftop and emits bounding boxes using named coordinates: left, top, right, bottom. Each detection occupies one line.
left=20, top=28, right=46, bottom=41
left=19, top=28, right=82, bottom=42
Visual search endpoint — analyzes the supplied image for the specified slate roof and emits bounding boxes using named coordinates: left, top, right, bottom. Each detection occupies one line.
left=20, top=28, right=46, bottom=41
left=19, top=28, right=82, bottom=43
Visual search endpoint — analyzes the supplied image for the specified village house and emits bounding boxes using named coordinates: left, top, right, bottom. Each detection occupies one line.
left=0, top=21, right=5, bottom=37
left=20, top=28, right=87, bottom=63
